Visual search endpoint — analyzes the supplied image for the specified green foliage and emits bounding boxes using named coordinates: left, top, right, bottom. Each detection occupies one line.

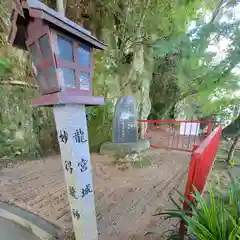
left=87, top=100, right=114, bottom=152
left=0, top=81, right=113, bottom=159
left=32, top=106, right=59, bottom=157
left=148, top=0, right=209, bottom=119
left=1, top=0, right=240, bottom=160
left=0, top=58, right=9, bottom=75
left=185, top=187, right=240, bottom=240
left=0, top=85, right=58, bottom=160
left=151, top=1, right=240, bottom=120
left=0, top=123, right=22, bottom=158
left=223, top=115, right=240, bottom=137
left=0, top=0, right=46, bottom=160
left=149, top=176, right=240, bottom=240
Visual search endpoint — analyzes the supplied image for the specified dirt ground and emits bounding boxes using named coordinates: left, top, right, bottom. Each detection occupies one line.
left=0, top=148, right=190, bottom=240
left=209, top=140, right=240, bottom=190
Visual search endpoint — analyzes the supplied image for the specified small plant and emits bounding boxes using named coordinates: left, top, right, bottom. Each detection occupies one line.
left=230, top=158, right=235, bottom=168
left=112, top=153, right=151, bottom=171
left=147, top=174, right=240, bottom=240
left=87, top=100, right=114, bottom=152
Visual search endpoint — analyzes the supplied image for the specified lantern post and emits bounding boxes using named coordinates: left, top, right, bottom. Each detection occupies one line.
left=8, top=0, right=106, bottom=239
left=53, top=104, right=98, bottom=240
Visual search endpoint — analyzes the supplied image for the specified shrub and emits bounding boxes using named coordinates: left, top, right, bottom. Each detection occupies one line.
left=148, top=174, right=240, bottom=240
left=0, top=85, right=58, bottom=160
left=87, top=100, right=114, bottom=152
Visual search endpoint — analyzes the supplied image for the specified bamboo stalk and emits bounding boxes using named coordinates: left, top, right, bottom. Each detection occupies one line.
left=0, top=80, right=38, bottom=88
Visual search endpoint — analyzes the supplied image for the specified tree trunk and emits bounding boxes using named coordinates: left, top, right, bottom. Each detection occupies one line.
left=56, top=0, right=65, bottom=15
left=161, top=98, right=179, bottom=119
left=226, top=134, right=240, bottom=164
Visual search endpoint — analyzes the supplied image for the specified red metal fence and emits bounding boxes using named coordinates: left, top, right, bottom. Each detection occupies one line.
left=183, top=126, right=222, bottom=207
left=137, top=119, right=222, bottom=235
left=178, top=126, right=222, bottom=236
left=137, top=120, right=217, bottom=152
left=137, top=119, right=222, bottom=234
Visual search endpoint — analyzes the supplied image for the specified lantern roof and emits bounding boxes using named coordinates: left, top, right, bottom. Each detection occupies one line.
left=9, top=0, right=106, bottom=50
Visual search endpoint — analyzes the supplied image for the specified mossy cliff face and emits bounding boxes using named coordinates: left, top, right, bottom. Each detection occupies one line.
left=93, top=44, right=153, bottom=120
left=65, top=0, right=154, bottom=121
left=0, top=85, right=58, bottom=159
left=89, top=37, right=153, bottom=147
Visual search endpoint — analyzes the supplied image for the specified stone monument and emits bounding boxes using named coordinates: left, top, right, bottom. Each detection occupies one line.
left=100, top=96, right=150, bottom=156
left=113, top=96, right=138, bottom=143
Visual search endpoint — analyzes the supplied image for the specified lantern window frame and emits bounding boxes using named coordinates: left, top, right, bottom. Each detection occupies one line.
left=26, top=20, right=93, bottom=95
left=26, top=19, right=59, bottom=95
left=52, top=30, right=93, bottom=95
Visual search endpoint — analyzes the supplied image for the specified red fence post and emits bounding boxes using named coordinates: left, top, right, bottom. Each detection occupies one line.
left=206, top=120, right=212, bottom=137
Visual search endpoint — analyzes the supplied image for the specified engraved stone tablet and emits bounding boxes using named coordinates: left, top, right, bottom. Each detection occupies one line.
left=113, top=96, right=138, bottom=143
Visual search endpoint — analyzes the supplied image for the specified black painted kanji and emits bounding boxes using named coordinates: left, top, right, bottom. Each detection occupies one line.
left=59, top=130, right=68, bottom=144
left=78, top=158, right=88, bottom=172
left=69, top=186, right=78, bottom=199
left=81, top=184, right=93, bottom=198
left=73, top=128, right=87, bottom=143
left=65, top=161, right=73, bottom=174
left=72, top=209, right=80, bottom=220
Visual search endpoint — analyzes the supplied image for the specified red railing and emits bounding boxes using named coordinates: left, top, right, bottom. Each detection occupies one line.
left=179, top=126, right=222, bottom=236
left=184, top=126, right=222, bottom=206
left=137, top=120, right=217, bottom=152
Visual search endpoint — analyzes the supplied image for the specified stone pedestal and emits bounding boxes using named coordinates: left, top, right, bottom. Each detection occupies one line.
left=100, top=139, right=150, bottom=157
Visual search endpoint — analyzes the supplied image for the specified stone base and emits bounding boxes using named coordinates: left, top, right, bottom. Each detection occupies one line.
left=100, top=140, right=150, bottom=157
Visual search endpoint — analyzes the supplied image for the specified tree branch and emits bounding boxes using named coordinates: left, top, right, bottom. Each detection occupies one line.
left=226, top=134, right=240, bottom=164
left=209, top=0, right=226, bottom=24
left=138, top=0, right=151, bottom=27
